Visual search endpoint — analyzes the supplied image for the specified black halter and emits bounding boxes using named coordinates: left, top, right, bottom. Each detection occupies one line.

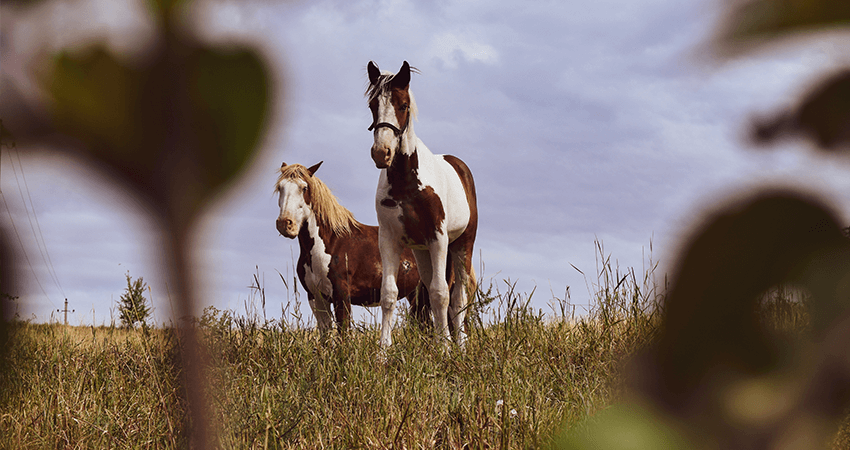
left=368, top=109, right=410, bottom=136
left=368, top=121, right=402, bottom=134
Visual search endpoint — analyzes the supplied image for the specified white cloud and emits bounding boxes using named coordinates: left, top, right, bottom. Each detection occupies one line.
left=427, top=30, right=500, bottom=68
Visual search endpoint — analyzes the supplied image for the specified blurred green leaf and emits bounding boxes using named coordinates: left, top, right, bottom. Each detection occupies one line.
left=42, top=41, right=270, bottom=221
left=718, top=0, right=850, bottom=49
left=189, top=48, right=270, bottom=192
left=47, top=47, right=152, bottom=172
left=753, top=69, right=850, bottom=149
left=144, top=0, right=190, bottom=26
left=552, top=403, right=692, bottom=450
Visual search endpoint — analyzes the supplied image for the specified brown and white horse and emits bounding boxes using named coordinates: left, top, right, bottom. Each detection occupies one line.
left=366, top=61, right=478, bottom=348
left=275, top=162, right=430, bottom=334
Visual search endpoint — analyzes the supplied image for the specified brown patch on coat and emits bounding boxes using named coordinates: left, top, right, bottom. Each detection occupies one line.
left=399, top=186, right=445, bottom=248
left=390, top=88, right=411, bottom=132
left=384, top=149, right=446, bottom=246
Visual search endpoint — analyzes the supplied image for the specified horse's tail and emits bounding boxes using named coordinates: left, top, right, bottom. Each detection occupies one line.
left=457, top=262, right=477, bottom=335
left=467, top=264, right=478, bottom=300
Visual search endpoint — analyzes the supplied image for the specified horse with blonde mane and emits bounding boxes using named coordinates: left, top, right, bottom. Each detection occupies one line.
left=275, top=161, right=431, bottom=334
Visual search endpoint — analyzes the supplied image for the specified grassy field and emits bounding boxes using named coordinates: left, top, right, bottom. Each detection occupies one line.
left=1, top=251, right=846, bottom=448
left=0, top=245, right=663, bottom=449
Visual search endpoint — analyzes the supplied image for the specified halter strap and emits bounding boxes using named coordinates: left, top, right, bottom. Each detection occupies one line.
left=368, top=122, right=402, bottom=134
left=368, top=109, right=410, bottom=136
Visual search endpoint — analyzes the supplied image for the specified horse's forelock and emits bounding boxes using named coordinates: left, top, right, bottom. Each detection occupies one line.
left=365, top=72, right=394, bottom=103
left=365, top=66, right=419, bottom=95
left=365, top=71, right=418, bottom=121
left=274, top=164, right=309, bottom=192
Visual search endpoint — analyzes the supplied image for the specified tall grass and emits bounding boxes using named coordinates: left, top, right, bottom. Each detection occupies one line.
left=6, top=243, right=842, bottom=448
left=0, top=325, right=186, bottom=447
left=0, top=243, right=683, bottom=448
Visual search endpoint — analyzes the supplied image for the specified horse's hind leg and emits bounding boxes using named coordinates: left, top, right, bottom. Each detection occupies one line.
left=449, top=245, right=475, bottom=346
left=409, top=283, right=432, bottom=331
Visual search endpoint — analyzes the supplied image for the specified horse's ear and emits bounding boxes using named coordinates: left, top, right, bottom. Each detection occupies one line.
left=367, top=61, right=381, bottom=85
left=392, top=61, right=410, bottom=89
left=307, top=161, right=323, bottom=176
left=281, top=162, right=287, bottom=168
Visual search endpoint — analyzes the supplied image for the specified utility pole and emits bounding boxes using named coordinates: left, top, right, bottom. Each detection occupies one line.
left=57, top=298, right=74, bottom=326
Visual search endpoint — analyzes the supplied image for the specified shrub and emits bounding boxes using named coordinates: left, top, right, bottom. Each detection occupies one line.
left=117, top=272, right=151, bottom=329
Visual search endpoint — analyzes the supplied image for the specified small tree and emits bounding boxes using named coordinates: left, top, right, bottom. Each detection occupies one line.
left=118, top=272, right=151, bottom=329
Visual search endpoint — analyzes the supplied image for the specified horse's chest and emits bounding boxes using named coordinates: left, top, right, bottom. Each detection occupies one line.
left=379, top=153, right=469, bottom=246
left=298, top=228, right=333, bottom=298
left=381, top=185, right=447, bottom=247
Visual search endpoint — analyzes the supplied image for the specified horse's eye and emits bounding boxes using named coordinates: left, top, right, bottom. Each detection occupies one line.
left=400, top=103, right=409, bottom=112
left=302, top=186, right=308, bottom=193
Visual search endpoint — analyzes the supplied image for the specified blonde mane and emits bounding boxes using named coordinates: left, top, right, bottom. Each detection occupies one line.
left=275, top=164, right=360, bottom=236
left=364, top=69, right=419, bottom=121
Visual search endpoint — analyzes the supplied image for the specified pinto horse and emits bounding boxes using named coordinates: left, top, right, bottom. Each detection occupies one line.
left=275, top=161, right=430, bottom=334
left=366, top=61, right=478, bottom=348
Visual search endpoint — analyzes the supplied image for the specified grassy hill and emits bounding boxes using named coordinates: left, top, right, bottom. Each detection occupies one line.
left=2, top=252, right=846, bottom=448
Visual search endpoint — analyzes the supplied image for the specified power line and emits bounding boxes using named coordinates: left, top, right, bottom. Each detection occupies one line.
left=0, top=189, right=56, bottom=308
left=0, top=142, right=62, bottom=310
left=8, top=148, right=66, bottom=298
left=0, top=121, right=66, bottom=319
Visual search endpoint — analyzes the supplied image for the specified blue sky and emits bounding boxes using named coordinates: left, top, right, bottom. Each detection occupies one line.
left=3, top=0, right=850, bottom=326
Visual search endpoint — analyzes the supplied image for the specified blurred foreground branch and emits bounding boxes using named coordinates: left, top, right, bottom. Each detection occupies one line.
left=1, top=0, right=273, bottom=446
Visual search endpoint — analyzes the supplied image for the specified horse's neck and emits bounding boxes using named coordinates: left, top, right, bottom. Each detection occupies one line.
left=396, top=122, right=412, bottom=151
left=400, top=128, right=436, bottom=162
left=387, top=132, right=438, bottom=198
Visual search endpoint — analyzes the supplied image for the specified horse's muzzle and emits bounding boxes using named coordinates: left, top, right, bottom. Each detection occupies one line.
left=372, top=146, right=392, bottom=168
left=276, top=217, right=298, bottom=238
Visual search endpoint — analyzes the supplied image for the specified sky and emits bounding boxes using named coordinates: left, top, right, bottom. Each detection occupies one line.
left=2, top=0, right=850, bottom=326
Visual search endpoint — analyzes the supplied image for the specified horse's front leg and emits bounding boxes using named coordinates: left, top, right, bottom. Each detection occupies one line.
left=378, top=231, right=403, bottom=348
left=420, top=237, right=451, bottom=344
left=333, top=297, right=352, bottom=336
left=308, top=292, right=334, bottom=335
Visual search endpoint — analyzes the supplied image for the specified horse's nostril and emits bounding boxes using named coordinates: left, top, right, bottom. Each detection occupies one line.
left=276, top=217, right=298, bottom=237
